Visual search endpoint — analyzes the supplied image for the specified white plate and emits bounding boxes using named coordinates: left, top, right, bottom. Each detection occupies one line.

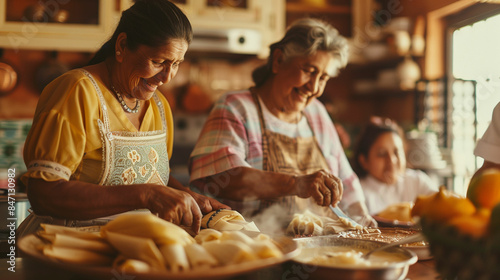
left=19, top=234, right=300, bottom=280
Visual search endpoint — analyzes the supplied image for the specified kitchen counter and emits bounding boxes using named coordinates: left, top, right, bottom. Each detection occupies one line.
left=1, top=257, right=440, bottom=280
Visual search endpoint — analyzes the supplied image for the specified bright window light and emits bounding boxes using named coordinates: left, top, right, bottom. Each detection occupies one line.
left=451, top=13, right=500, bottom=194
left=453, top=14, right=500, bottom=140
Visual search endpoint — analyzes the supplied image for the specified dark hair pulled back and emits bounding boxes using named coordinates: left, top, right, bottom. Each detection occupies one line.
left=351, top=118, right=404, bottom=178
left=88, top=0, right=192, bottom=65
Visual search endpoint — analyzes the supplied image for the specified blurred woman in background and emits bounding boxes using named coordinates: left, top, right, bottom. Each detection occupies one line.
left=352, top=116, right=438, bottom=216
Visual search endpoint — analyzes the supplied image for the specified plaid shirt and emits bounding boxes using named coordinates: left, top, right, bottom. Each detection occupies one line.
left=188, top=90, right=366, bottom=208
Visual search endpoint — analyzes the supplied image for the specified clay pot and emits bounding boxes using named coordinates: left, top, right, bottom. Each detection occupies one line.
left=35, top=51, right=69, bottom=93
left=0, top=62, right=18, bottom=96
left=182, top=83, right=213, bottom=113
left=0, top=49, right=18, bottom=96
left=397, top=56, right=421, bottom=90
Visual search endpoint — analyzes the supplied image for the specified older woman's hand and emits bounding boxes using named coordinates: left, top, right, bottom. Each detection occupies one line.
left=146, top=185, right=203, bottom=234
left=293, top=170, right=343, bottom=207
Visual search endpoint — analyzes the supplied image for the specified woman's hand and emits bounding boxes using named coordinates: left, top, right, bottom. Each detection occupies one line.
left=145, top=185, right=203, bottom=234
left=185, top=189, right=231, bottom=214
left=165, top=176, right=230, bottom=214
left=292, top=170, right=343, bottom=207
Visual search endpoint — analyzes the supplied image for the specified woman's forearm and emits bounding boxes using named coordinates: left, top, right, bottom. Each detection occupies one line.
left=193, top=167, right=296, bottom=201
left=27, top=178, right=149, bottom=220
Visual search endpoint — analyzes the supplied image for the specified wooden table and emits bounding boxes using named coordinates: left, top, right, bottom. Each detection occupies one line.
left=1, top=257, right=441, bottom=280
left=407, top=259, right=440, bottom=280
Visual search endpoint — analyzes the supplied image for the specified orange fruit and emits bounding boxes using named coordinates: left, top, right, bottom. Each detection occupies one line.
left=413, top=186, right=476, bottom=223
left=467, top=168, right=500, bottom=209
left=448, top=208, right=490, bottom=238
left=411, top=192, right=435, bottom=217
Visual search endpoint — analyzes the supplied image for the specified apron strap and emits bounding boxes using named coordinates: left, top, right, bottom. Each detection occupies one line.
left=151, top=94, right=168, bottom=133
left=250, top=89, right=271, bottom=172
left=79, top=69, right=112, bottom=135
left=249, top=88, right=331, bottom=216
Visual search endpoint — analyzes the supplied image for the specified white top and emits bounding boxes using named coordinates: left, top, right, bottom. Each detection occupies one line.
left=360, top=169, right=438, bottom=215
left=258, top=95, right=312, bottom=138
left=474, top=102, right=500, bottom=164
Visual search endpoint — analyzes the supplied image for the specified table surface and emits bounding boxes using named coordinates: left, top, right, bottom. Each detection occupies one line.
left=407, top=259, right=441, bottom=280
left=1, top=257, right=441, bottom=280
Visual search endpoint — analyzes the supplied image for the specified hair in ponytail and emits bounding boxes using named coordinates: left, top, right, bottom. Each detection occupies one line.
left=88, top=0, right=192, bottom=65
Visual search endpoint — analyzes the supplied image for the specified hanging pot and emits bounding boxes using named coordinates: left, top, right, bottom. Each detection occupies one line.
left=35, top=51, right=69, bottom=93
left=0, top=49, right=18, bottom=97
left=397, top=56, right=421, bottom=91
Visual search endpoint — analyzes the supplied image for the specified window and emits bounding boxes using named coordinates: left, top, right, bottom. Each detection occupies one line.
left=450, top=12, right=500, bottom=194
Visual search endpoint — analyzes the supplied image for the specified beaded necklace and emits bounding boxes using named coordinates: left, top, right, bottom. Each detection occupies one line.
left=112, top=85, right=140, bottom=114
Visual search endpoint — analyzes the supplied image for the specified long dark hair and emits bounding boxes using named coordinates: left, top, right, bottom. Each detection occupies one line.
left=352, top=117, right=404, bottom=178
left=88, top=0, right=192, bottom=65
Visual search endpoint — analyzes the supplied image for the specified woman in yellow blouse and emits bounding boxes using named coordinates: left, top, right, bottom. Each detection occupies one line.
left=18, top=0, right=227, bottom=237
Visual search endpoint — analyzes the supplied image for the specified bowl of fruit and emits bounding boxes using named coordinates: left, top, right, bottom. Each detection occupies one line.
left=411, top=168, right=500, bottom=280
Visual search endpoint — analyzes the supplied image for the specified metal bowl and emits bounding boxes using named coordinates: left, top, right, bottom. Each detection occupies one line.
left=291, top=236, right=417, bottom=280
left=335, top=227, right=432, bottom=261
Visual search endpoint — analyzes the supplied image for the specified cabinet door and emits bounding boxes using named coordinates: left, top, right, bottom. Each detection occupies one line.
left=191, top=0, right=263, bottom=28
left=0, top=0, right=130, bottom=52
left=169, top=0, right=284, bottom=57
left=170, top=0, right=194, bottom=16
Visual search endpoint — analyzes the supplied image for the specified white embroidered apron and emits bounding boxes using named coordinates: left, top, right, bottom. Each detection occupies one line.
left=17, top=69, right=170, bottom=237
left=86, top=70, right=170, bottom=186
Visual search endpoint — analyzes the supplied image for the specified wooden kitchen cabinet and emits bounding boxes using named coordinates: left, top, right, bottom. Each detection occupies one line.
left=348, top=55, right=420, bottom=96
left=0, top=0, right=133, bottom=52
left=171, top=0, right=285, bottom=57
left=178, top=0, right=263, bottom=24
left=171, top=0, right=281, bottom=28
left=286, top=0, right=352, bottom=37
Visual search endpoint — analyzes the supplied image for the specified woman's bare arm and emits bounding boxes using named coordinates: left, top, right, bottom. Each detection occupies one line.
left=192, top=166, right=342, bottom=207
left=27, top=178, right=202, bottom=233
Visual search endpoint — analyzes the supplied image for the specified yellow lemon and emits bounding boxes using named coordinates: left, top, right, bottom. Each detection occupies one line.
left=467, top=168, right=500, bottom=210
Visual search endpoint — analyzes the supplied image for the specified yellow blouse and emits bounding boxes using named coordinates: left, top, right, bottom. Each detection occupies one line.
left=22, top=69, right=174, bottom=185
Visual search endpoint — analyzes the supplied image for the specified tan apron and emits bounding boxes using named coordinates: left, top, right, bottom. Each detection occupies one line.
left=17, top=69, right=170, bottom=237
left=246, top=91, right=334, bottom=221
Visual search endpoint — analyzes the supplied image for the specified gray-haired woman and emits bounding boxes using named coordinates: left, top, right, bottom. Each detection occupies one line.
left=189, top=18, right=376, bottom=227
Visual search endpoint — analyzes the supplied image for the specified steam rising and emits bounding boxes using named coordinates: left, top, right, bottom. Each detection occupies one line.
left=248, top=203, right=293, bottom=236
